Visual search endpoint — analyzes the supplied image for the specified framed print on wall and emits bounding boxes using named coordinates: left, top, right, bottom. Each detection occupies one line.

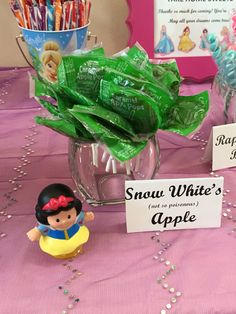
left=127, top=0, right=236, bottom=81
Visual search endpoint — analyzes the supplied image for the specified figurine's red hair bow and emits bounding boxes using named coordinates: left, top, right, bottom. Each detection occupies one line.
left=42, top=196, right=74, bottom=211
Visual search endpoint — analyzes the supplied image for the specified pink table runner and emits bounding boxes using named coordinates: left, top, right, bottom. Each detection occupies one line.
left=0, top=68, right=236, bottom=314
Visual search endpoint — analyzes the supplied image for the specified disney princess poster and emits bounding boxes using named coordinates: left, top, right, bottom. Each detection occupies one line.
left=153, top=0, right=236, bottom=58
left=127, top=0, right=236, bottom=79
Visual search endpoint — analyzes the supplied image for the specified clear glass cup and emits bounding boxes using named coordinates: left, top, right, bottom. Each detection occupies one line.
left=68, top=136, right=160, bottom=206
left=211, top=74, right=236, bottom=124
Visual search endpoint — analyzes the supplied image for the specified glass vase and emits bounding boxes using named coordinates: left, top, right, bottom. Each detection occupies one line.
left=68, top=137, right=160, bottom=206
left=211, top=74, right=236, bottom=124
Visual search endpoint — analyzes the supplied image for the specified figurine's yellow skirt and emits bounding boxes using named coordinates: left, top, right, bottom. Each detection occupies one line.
left=39, top=225, right=89, bottom=259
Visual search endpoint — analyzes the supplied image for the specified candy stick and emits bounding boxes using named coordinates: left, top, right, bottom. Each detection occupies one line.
left=60, top=2, right=66, bottom=30
left=54, top=0, right=62, bottom=31
left=63, top=2, right=68, bottom=30
left=36, top=5, right=42, bottom=29
left=16, top=1, right=25, bottom=17
left=19, top=0, right=31, bottom=28
left=10, top=1, right=25, bottom=23
left=105, top=156, right=112, bottom=173
left=46, top=0, right=54, bottom=30
left=84, top=0, right=87, bottom=23
left=60, top=14, right=65, bottom=30
left=112, top=159, right=117, bottom=174
left=9, top=2, right=25, bottom=27
left=29, top=4, right=38, bottom=29
left=85, top=0, right=91, bottom=24
left=64, top=1, right=72, bottom=30
left=33, top=5, right=39, bottom=29
left=59, top=13, right=64, bottom=31
left=15, top=11, right=26, bottom=27
left=76, top=0, right=80, bottom=27
left=71, top=0, right=78, bottom=29
left=79, top=0, right=85, bottom=27
left=38, top=5, right=47, bottom=30
left=25, top=4, right=32, bottom=28
left=43, top=5, right=47, bottom=30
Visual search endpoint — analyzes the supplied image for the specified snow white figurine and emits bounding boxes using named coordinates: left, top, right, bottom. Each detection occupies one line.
left=27, top=183, right=94, bottom=259
left=154, top=25, right=174, bottom=55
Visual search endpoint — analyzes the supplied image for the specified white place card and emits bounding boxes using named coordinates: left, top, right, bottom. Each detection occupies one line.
left=125, top=177, right=224, bottom=233
left=208, top=124, right=236, bottom=171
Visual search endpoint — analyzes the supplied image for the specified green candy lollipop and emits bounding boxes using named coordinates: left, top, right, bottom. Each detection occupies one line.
left=103, top=68, right=174, bottom=126
left=70, top=104, right=137, bottom=140
left=164, top=91, right=209, bottom=136
left=99, top=80, right=162, bottom=137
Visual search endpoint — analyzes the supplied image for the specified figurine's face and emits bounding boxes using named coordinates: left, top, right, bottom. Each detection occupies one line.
left=45, top=60, right=57, bottom=75
left=47, top=207, right=77, bottom=230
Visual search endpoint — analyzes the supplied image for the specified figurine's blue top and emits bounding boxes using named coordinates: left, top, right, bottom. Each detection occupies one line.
left=37, top=211, right=85, bottom=240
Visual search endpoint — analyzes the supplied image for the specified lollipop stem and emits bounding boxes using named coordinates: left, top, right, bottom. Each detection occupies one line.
left=112, top=159, right=117, bottom=174
left=134, top=154, right=141, bottom=172
left=101, top=150, right=108, bottom=163
left=105, top=156, right=112, bottom=173
left=125, top=161, right=131, bottom=175
left=91, top=144, right=98, bottom=167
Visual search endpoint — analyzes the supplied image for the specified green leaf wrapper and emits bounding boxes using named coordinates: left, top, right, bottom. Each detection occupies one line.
left=69, top=111, right=147, bottom=162
left=37, top=98, right=60, bottom=117
left=35, top=116, right=79, bottom=139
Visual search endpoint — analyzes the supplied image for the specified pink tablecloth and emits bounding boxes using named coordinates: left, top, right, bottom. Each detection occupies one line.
left=1, top=68, right=236, bottom=314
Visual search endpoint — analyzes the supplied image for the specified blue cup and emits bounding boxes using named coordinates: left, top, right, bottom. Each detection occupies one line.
left=17, top=24, right=90, bottom=82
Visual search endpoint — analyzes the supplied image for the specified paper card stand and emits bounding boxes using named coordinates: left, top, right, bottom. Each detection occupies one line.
left=125, top=177, right=224, bottom=233
left=127, top=0, right=236, bottom=81
left=204, top=124, right=236, bottom=171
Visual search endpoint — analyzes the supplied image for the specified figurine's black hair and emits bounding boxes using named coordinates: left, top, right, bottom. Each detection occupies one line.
left=35, top=183, right=82, bottom=225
